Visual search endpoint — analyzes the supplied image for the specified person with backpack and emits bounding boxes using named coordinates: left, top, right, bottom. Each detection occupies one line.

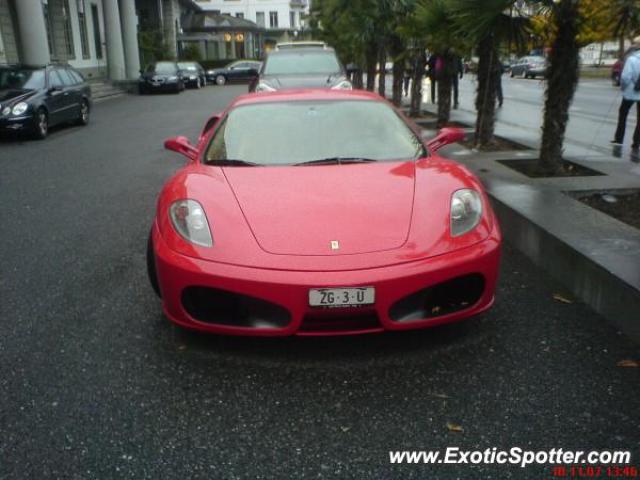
left=612, top=37, right=640, bottom=149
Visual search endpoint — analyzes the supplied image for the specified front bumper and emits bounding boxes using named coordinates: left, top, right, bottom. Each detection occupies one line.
left=140, top=80, right=178, bottom=91
left=0, top=114, right=33, bottom=132
left=152, top=224, right=501, bottom=336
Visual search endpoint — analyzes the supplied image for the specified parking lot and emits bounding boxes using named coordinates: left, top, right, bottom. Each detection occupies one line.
left=1, top=85, right=639, bottom=479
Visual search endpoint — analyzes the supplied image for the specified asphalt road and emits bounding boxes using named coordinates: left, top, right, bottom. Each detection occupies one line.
left=456, top=75, right=631, bottom=155
left=1, top=86, right=639, bottom=479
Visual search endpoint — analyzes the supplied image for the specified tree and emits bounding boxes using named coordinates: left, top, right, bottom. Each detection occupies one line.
left=309, top=0, right=380, bottom=92
left=538, top=0, right=581, bottom=174
left=413, top=0, right=468, bottom=126
left=451, top=0, right=529, bottom=149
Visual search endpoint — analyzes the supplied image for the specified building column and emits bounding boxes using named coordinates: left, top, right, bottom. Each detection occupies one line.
left=102, top=0, right=126, bottom=80
left=14, top=0, right=51, bottom=65
left=119, top=0, right=140, bottom=78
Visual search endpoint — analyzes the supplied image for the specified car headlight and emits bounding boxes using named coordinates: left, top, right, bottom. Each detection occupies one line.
left=12, top=102, right=29, bottom=116
left=331, top=79, right=353, bottom=90
left=450, top=189, right=483, bottom=237
left=169, top=199, right=213, bottom=247
left=255, top=82, right=276, bottom=92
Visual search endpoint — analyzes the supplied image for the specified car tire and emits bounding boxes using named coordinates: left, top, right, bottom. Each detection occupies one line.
left=521, top=69, right=527, bottom=79
left=32, top=108, right=48, bottom=140
left=510, top=70, right=515, bottom=78
left=215, top=75, right=226, bottom=86
left=147, top=233, right=162, bottom=298
left=196, top=77, right=202, bottom=89
left=139, top=84, right=147, bottom=95
left=77, top=99, right=90, bottom=126
left=202, top=77, right=207, bottom=87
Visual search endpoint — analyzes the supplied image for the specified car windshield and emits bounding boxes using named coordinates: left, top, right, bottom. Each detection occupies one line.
left=205, top=100, right=425, bottom=166
left=264, top=52, right=341, bottom=75
left=0, top=68, right=45, bottom=90
left=178, top=63, right=197, bottom=70
left=149, top=62, right=177, bottom=74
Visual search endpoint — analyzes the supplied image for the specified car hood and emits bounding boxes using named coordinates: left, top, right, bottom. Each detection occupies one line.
left=0, top=89, right=36, bottom=105
left=222, top=162, right=415, bottom=256
left=261, top=73, right=344, bottom=90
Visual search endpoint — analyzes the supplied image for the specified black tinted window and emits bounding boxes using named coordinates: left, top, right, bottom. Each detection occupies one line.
left=68, top=69, right=85, bottom=84
left=0, top=68, right=46, bottom=90
left=264, top=51, right=341, bottom=75
left=49, top=70, right=64, bottom=88
left=153, top=62, right=178, bottom=74
left=57, top=69, right=76, bottom=86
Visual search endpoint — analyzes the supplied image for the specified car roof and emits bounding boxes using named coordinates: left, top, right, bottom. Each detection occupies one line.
left=267, top=47, right=336, bottom=56
left=230, top=89, right=384, bottom=108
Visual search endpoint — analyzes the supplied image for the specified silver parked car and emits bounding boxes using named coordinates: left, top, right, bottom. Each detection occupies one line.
left=510, top=56, right=546, bottom=79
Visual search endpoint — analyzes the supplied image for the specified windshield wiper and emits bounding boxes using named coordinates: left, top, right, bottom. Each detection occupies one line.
left=212, top=159, right=259, bottom=167
left=295, top=157, right=377, bottom=166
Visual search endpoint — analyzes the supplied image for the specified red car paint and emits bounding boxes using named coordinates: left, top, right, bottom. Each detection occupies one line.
left=150, top=89, right=501, bottom=336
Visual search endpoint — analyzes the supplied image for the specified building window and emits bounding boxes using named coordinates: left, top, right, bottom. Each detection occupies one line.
left=290, top=11, right=296, bottom=28
left=90, top=4, right=102, bottom=59
left=77, top=0, right=90, bottom=58
left=269, top=11, right=278, bottom=28
left=236, top=12, right=244, bottom=19
left=256, top=11, right=265, bottom=27
left=62, top=0, right=76, bottom=58
left=41, top=1, right=54, bottom=57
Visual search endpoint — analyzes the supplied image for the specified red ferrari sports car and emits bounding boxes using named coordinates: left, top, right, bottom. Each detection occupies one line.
left=148, top=89, right=501, bottom=336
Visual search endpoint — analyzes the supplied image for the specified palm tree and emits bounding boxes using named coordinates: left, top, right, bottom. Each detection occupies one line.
left=309, top=0, right=379, bottom=91
left=612, top=0, right=640, bottom=57
left=538, top=0, right=581, bottom=174
left=413, top=0, right=468, bottom=126
left=451, top=0, right=529, bottom=149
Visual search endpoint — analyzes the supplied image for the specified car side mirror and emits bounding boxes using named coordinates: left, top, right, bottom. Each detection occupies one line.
left=164, top=136, right=198, bottom=161
left=48, top=86, right=62, bottom=94
left=247, top=68, right=259, bottom=76
left=426, top=127, right=465, bottom=152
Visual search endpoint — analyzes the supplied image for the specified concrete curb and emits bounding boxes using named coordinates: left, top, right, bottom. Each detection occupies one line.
left=407, top=101, right=640, bottom=341
left=488, top=186, right=640, bottom=341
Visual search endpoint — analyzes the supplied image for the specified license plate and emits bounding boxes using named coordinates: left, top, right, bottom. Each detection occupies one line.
left=309, top=287, right=375, bottom=307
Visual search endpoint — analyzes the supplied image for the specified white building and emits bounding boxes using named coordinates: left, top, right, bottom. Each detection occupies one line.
left=193, top=0, right=311, bottom=48
left=0, top=0, right=200, bottom=82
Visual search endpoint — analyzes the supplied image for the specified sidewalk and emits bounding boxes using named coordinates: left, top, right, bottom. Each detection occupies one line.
left=408, top=97, right=640, bottom=341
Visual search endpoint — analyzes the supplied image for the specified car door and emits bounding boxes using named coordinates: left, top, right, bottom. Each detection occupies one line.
left=229, top=62, right=249, bottom=81
left=44, top=69, right=68, bottom=126
left=58, top=68, right=82, bottom=119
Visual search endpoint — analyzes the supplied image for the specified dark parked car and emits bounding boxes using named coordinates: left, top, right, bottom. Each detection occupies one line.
left=0, top=64, right=91, bottom=139
left=510, top=56, right=546, bottom=79
left=206, top=60, right=261, bottom=85
left=177, top=62, right=206, bottom=88
left=138, top=62, right=185, bottom=94
left=250, top=47, right=352, bottom=92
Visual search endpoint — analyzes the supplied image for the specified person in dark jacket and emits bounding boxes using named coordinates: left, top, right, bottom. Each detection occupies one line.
left=427, top=53, right=440, bottom=103
left=452, top=55, right=464, bottom=109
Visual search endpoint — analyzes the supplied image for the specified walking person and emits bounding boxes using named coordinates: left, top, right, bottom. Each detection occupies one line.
left=496, top=61, right=504, bottom=107
left=427, top=53, right=440, bottom=104
left=451, top=55, right=464, bottom=109
left=612, top=37, right=640, bottom=149
left=403, top=59, right=412, bottom=97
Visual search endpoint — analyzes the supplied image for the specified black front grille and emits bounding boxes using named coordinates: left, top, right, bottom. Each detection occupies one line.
left=300, top=312, right=381, bottom=333
left=182, top=287, right=291, bottom=328
left=389, top=274, right=485, bottom=323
